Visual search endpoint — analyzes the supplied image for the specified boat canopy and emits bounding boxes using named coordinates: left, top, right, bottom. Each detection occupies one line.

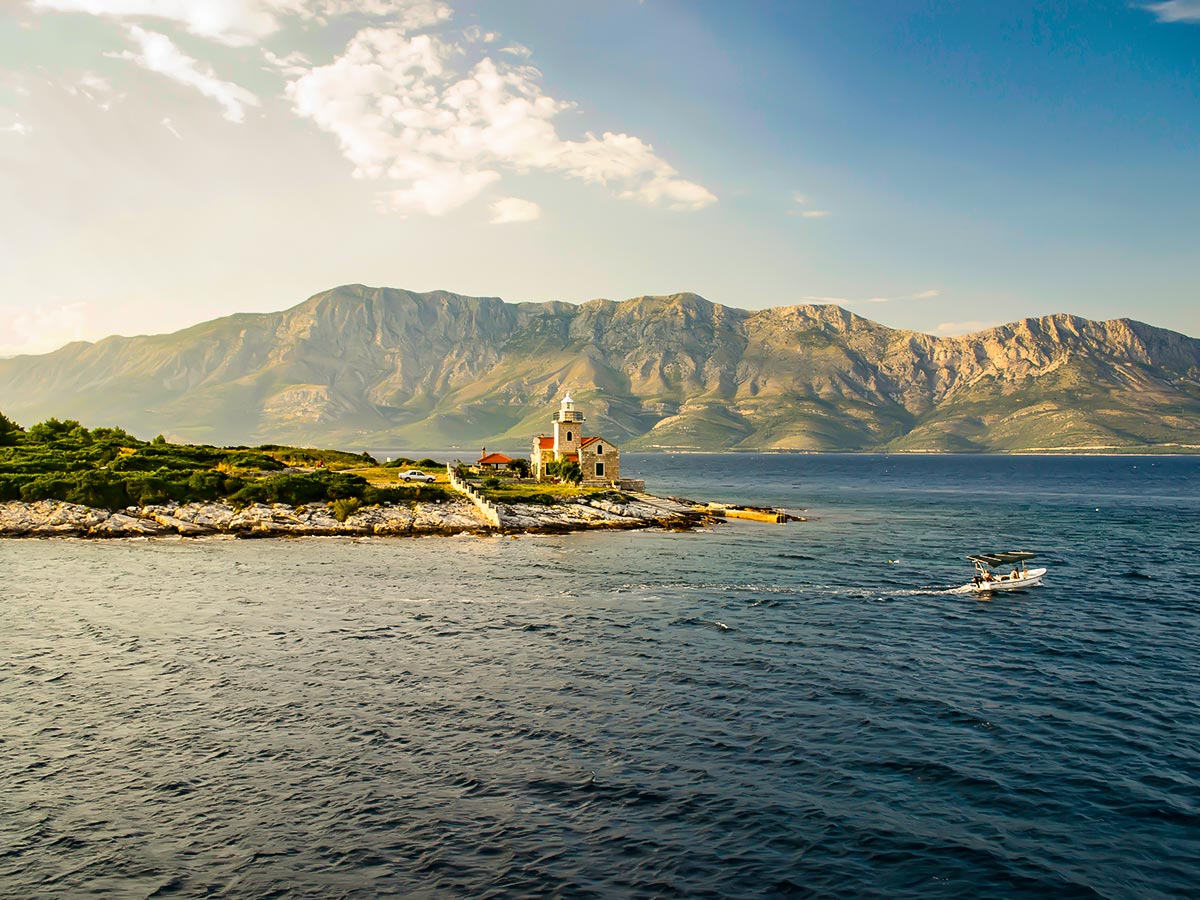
left=967, top=551, right=1038, bottom=567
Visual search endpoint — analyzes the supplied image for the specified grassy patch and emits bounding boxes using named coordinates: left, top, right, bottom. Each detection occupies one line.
left=474, top=480, right=609, bottom=505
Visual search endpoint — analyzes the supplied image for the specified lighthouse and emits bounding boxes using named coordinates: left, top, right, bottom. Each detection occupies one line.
left=531, top=393, right=622, bottom=485
left=552, top=392, right=584, bottom=456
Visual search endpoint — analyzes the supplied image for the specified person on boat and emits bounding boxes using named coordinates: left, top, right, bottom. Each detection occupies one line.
left=1012, top=568, right=1019, bottom=580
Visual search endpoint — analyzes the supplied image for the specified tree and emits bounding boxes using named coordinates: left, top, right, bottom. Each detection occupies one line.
left=545, top=459, right=581, bottom=484
left=0, top=412, right=23, bottom=447
left=26, top=418, right=82, bottom=443
left=508, top=457, right=531, bottom=478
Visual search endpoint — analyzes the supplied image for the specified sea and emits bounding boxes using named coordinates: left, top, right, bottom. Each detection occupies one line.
left=2, top=453, right=1198, bottom=899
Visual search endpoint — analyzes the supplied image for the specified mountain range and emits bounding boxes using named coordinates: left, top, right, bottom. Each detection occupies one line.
left=2, top=284, right=1199, bottom=453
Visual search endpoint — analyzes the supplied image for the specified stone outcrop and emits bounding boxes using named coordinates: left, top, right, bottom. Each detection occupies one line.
left=0, top=495, right=703, bottom=539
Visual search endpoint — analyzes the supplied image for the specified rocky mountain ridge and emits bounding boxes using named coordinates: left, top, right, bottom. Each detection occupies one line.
left=2, top=285, right=1198, bottom=452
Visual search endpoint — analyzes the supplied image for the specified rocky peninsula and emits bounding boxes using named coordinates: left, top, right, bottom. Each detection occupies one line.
left=0, top=493, right=706, bottom=539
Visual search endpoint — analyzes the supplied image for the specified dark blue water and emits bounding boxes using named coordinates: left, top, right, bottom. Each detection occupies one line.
left=2, top=454, right=1198, bottom=898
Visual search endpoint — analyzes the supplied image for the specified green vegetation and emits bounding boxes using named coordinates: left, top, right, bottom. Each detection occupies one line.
left=473, top=479, right=613, bottom=506
left=544, top=458, right=582, bottom=484
left=382, top=456, right=444, bottom=470
left=256, top=445, right=376, bottom=469
left=331, top=497, right=363, bottom=522
left=0, top=413, right=451, bottom=510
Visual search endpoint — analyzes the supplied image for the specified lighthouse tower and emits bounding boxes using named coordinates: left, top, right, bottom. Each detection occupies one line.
left=552, top=392, right=584, bottom=456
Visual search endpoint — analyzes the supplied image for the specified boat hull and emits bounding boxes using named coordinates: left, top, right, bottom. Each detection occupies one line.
left=966, top=567, right=1047, bottom=593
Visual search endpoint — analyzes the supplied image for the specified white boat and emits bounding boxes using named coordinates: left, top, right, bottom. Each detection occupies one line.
left=962, top=551, right=1046, bottom=593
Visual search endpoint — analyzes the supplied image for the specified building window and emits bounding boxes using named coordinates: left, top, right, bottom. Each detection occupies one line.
left=566, top=431, right=572, bottom=442
left=595, top=461, right=605, bottom=477
left=597, top=444, right=603, bottom=454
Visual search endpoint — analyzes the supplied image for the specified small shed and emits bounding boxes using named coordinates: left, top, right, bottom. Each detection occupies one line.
left=477, top=450, right=514, bottom=471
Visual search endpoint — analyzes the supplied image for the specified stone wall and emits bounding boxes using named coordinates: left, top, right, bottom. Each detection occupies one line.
left=446, top=465, right=503, bottom=528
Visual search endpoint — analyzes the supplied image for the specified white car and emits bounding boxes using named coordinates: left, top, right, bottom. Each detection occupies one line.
left=399, top=469, right=435, bottom=483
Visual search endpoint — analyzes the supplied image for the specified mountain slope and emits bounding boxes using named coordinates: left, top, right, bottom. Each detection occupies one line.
left=2, top=285, right=1198, bottom=452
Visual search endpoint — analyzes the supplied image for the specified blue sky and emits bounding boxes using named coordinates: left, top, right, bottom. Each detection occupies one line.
left=1, top=0, right=1197, bottom=355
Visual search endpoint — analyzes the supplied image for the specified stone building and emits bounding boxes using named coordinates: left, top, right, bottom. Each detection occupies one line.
left=531, top=393, right=620, bottom=486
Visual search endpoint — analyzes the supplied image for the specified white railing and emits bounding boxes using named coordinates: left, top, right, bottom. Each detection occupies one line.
left=446, top=464, right=503, bottom=529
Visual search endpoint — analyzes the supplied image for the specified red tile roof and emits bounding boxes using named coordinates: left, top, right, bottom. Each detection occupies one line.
left=537, top=436, right=554, bottom=450
left=580, top=436, right=602, bottom=448
left=563, top=453, right=579, bottom=462
left=477, top=452, right=514, bottom=465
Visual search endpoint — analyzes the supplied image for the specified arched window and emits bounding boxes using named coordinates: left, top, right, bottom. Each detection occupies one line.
left=566, top=431, right=573, bottom=442
left=597, top=444, right=603, bottom=454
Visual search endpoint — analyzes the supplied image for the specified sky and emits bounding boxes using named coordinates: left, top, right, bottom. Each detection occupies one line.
left=1, top=0, right=1198, bottom=356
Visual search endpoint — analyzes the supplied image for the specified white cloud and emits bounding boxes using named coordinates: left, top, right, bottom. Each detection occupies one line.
left=261, top=47, right=312, bottom=76
left=110, top=25, right=259, bottom=122
left=0, top=301, right=90, bottom=357
left=463, top=24, right=497, bottom=43
left=1, top=117, right=32, bottom=136
left=63, top=71, right=119, bottom=110
left=161, top=116, right=183, bottom=138
left=1143, top=1, right=1200, bottom=22
left=29, top=0, right=453, bottom=46
left=30, top=0, right=294, bottom=47
left=312, top=0, right=452, bottom=30
left=376, top=167, right=500, bottom=216
left=286, top=26, right=716, bottom=215
left=932, top=320, right=1001, bottom=337
left=791, top=191, right=829, bottom=219
left=800, top=289, right=939, bottom=305
left=489, top=196, right=540, bottom=224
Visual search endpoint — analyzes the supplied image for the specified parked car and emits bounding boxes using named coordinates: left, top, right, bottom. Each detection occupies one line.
left=398, top=469, right=435, bottom=483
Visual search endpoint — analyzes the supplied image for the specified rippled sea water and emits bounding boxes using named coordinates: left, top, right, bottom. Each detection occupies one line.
left=2, top=454, right=1198, bottom=899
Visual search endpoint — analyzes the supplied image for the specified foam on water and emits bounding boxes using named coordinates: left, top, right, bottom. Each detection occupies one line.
left=2, top=453, right=1198, bottom=898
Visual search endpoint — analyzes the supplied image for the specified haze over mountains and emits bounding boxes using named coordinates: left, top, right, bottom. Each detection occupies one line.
left=2, top=285, right=1198, bottom=453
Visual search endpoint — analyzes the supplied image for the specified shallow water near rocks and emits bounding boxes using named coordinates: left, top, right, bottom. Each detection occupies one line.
left=2, top=453, right=1198, bottom=898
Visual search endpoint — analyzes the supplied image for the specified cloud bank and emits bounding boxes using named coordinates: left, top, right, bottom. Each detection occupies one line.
left=31, top=0, right=716, bottom=216
left=285, top=27, right=717, bottom=216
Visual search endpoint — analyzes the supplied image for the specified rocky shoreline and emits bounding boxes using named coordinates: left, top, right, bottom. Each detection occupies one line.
left=0, top=494, right=705, bottom=539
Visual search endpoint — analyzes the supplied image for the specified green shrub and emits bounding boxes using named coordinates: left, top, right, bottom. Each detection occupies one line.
left=65, top=471, right=131, bottom=510
left=25, top=418, right=83, bottom=444
left=545, top=459, right=582, bottom=484
left=257, top=445, right=372, bottom=469
left=124, top=476, right=176, bottom=506
left=0, top=412, right=24, bottom=447
left=20, top=476, right=75, bottom=501
left=0, top=474, right=25, bottom=500
left=362, top=484, right=452, bottom=505
left=223, top=450, right=284, bottom=471
left=184, top=470, right=244, bottom=501
left=231, top=471, right=369, bottom=506
left=331, top=497, right=363, bottom=522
